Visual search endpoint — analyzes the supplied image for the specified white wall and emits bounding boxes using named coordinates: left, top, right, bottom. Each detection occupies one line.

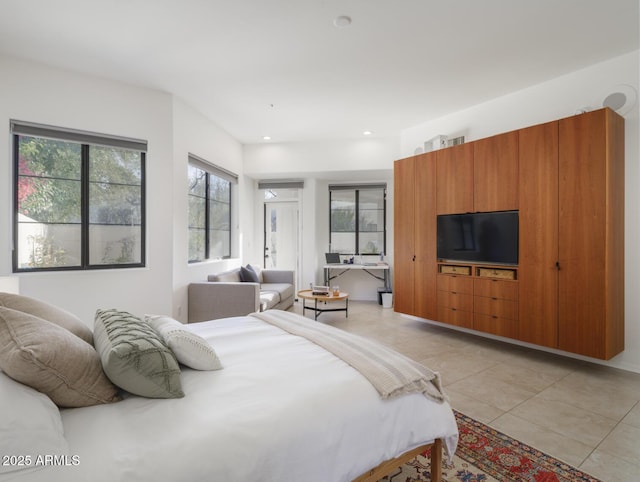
left=0, top=55, right=175, bottom=325
left=243, top=137, right=399, bottom=300
left=401, top=51, right=640, bottom=373
left=0, top=56, right=249, bottom=326
left=311, top=176, right=394, bottom=301
left=171, top=98, right=246, bottom=322
left=2, top=49, right=637, bottom=372
left=244, top=137, right=400, bottom=176
left=242, top=51, right=640, bottom=372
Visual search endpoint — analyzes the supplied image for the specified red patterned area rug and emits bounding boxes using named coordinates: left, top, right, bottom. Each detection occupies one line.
left=379, top=410, right=601, bottom=482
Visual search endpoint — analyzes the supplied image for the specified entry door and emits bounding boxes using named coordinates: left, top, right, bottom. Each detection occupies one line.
left=264, top=202, right=298, bottom=275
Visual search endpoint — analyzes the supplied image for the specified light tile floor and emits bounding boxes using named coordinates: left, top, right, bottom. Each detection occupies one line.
left=291, top=300, right=640, bottom=482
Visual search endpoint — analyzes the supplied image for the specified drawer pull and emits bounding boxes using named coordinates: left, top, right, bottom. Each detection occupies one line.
left=451, top=308, right=457, bottom=311
left=492, top=297, right=498, bottom=300
left=492, top=315, right=498, bottom=319
left=452, top=291, right=457, bottom=295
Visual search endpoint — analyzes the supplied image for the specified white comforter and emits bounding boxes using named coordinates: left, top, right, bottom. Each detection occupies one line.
left=18, top=315, right=458, bottom=482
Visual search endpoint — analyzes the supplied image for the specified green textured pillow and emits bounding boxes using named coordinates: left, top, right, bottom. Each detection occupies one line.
left=94, top=309, right=184, bottom=399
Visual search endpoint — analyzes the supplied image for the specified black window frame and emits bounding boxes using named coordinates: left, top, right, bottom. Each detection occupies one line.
left=188, top=154, right=236, bottom=263
left=11, top=120, right=147, bottom=272
left=329, top=183, right=387, bottom=256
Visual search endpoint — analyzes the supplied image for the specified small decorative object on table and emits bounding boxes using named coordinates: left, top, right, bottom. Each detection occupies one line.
left=311, top=285, right=330, bottom=296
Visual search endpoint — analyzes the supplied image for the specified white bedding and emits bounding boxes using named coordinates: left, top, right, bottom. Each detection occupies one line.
left=12, top=315, right=458, bottom=482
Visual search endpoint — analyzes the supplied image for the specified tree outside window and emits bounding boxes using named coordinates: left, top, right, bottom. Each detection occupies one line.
left=188, top=157, right=234, bottom=263
left=13, top=123, right=146, bottom=272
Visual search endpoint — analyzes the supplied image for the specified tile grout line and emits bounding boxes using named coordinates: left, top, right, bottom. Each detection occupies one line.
left=578, top=399, right=640, bottom=472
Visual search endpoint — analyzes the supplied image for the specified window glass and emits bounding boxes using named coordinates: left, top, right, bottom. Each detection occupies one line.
left=15, top=132, right=145, bottom=271
left=329, top=186, right=386, bottom=255
left=330, top=191, right=356, bottom=233
left=263, top=187, right=298, bottom=201
left=188, top=165, right=207, bottom=262
left=188, top=161, right=233, bottom=263
left=89, top=146, right=143, bottom=266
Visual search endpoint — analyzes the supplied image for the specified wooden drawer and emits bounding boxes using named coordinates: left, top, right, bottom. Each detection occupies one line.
left=437, top=275, right=473, bottom=294
left=474, top=297, right=518, bottom=320
left=439, top=264, right=471, bottom=276
left=477, top=267, right=517, bottom=280
left=437, top=305, right=473, bottom=329
left=437, top=291, right=473, bottom=312
left=474, top=278, right=518, bottom=301
left=474, top=313, right=518, bottom=339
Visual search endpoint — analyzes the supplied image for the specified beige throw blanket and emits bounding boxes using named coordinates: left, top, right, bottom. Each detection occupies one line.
left=250, top=310, right=446, bottom=403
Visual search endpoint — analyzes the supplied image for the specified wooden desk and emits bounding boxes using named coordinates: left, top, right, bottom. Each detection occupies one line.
left=297, top=290, right=349, bottom=320
left=323, top=263, right=390, bottom=290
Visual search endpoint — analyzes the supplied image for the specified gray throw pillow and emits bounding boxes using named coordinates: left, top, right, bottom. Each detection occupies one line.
left=0, top=307, right=120, bottom=407
left=240, top=265, right=260, bottom=283
left=94, top=309, right=184, bottom=399
left=0, top=293, right=93, bottom=345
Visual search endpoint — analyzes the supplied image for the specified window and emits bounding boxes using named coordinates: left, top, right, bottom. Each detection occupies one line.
left=329, top=184, right=386, bottom=255
left=12, top=121, right=146, bottom=272
left=188, top=154, right=237, bottom=263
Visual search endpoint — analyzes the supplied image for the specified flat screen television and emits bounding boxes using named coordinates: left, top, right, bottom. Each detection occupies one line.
left=437, top=211, right=518, bottom=265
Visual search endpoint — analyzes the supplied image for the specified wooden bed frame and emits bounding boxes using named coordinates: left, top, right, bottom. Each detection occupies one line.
left=353, top=438, right=442, bottom=482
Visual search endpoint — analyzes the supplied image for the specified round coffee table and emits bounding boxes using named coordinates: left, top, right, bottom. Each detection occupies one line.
left=297, top=289, right=349, bottom=320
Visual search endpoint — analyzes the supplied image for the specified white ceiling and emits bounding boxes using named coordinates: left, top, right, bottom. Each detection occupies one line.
left=0, top=0, right=637, bottom=144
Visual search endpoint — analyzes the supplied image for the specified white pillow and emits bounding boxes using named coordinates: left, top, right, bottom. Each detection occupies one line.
left=146, top=315, right=223, bottom=371
left=0, top=371, right=69, bottom=475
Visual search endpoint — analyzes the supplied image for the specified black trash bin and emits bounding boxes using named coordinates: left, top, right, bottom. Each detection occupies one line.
left=377, top=287, right=392, bottom=305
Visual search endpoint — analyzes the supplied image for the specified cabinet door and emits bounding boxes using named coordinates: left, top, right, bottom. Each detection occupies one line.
left=393, top=157, right=416, bottom=315
left=474, top=130, right=519, bottom=212
left=558, top=108, right=624, bottom=359
left=436, top=143, right=473, bottom=214
left=518, top=121, right=559, bottom=347
left=414, top=152, right=438, bottom=320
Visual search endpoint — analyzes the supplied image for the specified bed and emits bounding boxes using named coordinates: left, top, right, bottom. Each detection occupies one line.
left=0, top=297, right=458, bottom=482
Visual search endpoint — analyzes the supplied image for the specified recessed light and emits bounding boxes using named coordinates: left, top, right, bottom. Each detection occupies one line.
left=263, top=136, right=271, bottom=141
left=363, top=130, right=372, bottom=136
left=333, top=15, right=352, bottom=28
